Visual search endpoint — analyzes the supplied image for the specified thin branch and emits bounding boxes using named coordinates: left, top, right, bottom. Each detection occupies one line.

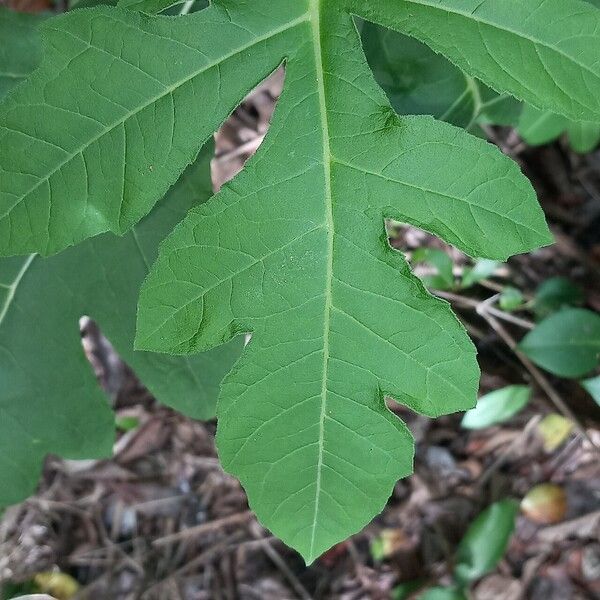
left=152, top=511, right=254, bottom=547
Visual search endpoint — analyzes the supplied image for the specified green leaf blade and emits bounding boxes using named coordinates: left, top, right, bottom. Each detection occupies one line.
left=0, top=4, right=308, bottom=257
left=462, top=385, right=531, bottom=429
left=454, top=499, right=519, bottom=584
left=354, top=0, right=600, bottom=122
left=519, top=308, right=600, bottom=378
left=2, top=0, right=556, bottom=563
left=137, top=1, right=552, bottom=562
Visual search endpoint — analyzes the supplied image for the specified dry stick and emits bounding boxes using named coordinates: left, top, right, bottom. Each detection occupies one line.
left=251, top=531, right=313, bottom=600
left=152, top=510, right=254, bottom=547
left=477, top=307, right=600, bottom=454
left=434, top=290, right=534, bottom=330
left=214, top=134, right=265, bottom=163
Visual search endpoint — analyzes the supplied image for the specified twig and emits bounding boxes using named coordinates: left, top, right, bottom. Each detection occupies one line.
left=434, top=290, right=534, bottom=329
left=250, top=524, right=313, bottom=600
left=214, top=134, right=266, bottom=163
left=152, top=510, right=254, bottom=547
left=178, top=0, right=195, bottom=15
left=142, top=531, right=254, bottom=597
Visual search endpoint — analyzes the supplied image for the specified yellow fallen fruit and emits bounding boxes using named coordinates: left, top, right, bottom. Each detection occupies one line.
left=521, top=483, right=568, bottom=525
left=34, top=571, right=79, bottom=600
left=537, top=414, right=573, bottom=452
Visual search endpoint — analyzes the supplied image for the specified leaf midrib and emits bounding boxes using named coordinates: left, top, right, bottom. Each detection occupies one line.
left=1, top=11, right=310, bottom=224
left=308, top=0, right=333, bottom=562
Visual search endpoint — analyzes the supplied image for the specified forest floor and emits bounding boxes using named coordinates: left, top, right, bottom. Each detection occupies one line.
left=1, top=2, right=599, bottom=598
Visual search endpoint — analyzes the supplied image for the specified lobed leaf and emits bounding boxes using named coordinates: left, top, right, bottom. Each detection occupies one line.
left=134, top=0, right=551, bottom=561
left=3, top=0, right=585, bottom=562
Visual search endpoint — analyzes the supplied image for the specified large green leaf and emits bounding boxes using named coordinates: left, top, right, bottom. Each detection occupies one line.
left=122, top=0, right=557, bottom=562
left=0, top=144, right=242, bottom=506
left=7, top=0, right=598, bottom=563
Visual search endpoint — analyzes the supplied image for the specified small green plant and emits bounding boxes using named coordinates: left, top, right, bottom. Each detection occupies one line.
left=3, top=0, right=600, bottom=562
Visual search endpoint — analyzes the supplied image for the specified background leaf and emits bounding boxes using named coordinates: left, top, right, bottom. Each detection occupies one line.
left=518, top=106, right=568, bottom=146
left=521, top=483, right=568, bottom=525
left=0, top=8, right=45, bottom=97
left=581, top=375, right=600, bottom=407
left=355, top=0, right=600, bottom=122
left=360, top=20, right=477, bottom=128
left=460, top=259, right=501, bottom=289
left=454, top=500, right=519, bottom=585
left=519, top=308, right=600, bottom=378
left=420, top=589, right=467, bottom=600
left=537, top=414, right=574, bottom=452
left=499, top=287, right=524, bottom=312
left=533, top=277, right=585, bottom=319
left=360, top=20, right=520, bottom=131
left=412, top=248, right=455, bottom=290
left=566, top=121, right=600, bottom=153
left=0, top=144, right=242, bottom=506
left=461, top=385, right=531, bottom=430
left=360, top=0, right=600, bottom=153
